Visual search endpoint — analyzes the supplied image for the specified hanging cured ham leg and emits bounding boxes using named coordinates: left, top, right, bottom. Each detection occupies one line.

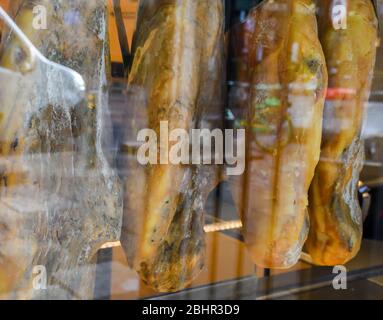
left=306, top=0, right=378, bottom=266
left=230, top=0, right=327, bottom=269
left=122, top=0, right=224, bottom=291
left=0, top=1, right=122, bottom=299
left=120, top=0, right=224, bottom=292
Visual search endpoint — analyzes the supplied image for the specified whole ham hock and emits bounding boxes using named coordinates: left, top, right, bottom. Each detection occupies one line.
left=306, top=0, right=378, bottom=266
left=0, top=1, right=122, bottom=299
left=120, top=0, right=225, bottom=292
left=229, top=0, right=328, bottom=269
